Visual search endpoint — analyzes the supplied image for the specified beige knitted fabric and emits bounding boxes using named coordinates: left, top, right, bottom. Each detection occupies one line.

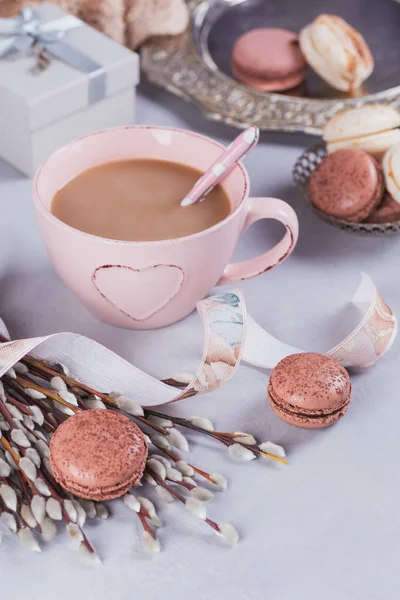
left=74, top=0, right=126, bottom=45
left=0, top=0, right=188, bottom=48
left=126, top=0, right=189, bottom=48
left=0, top=0, right=23, bottom=15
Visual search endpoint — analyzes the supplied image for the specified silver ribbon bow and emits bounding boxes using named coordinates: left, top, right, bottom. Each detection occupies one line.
left=0, top=7, right=106, bottom=104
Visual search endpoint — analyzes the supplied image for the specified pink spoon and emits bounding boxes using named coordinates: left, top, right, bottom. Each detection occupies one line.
left=181, top=126, right=260, bottom=207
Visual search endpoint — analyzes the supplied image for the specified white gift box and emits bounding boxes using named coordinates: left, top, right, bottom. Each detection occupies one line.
left=0, top=3, right=139, bottom=176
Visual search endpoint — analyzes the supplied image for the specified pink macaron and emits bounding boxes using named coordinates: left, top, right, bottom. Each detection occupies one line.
left=267, top=353, right=351, bottom=429
left=50, top=409, right=148, bottom=500
left=231, top=28, right=307, bottom=92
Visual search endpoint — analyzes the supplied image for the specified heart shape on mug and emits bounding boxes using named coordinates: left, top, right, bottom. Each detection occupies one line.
left=92, top=264, right=185, bottom=322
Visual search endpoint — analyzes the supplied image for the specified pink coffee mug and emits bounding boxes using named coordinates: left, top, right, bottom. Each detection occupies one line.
left=33, top=126, right=298, bottom=329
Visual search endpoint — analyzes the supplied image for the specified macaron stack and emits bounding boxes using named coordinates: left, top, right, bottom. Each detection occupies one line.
left=307, top=104, right=400, bottom=225
left=230, top=14, right=373, bottom=94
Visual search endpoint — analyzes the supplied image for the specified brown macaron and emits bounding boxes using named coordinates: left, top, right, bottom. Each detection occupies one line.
left=366, top=191, right=400, bottom=223
left=308, top=149, right=384, bottom=222
left=267, top=353, right=351, bottom=429
left=50, top=410, right=148, bottom=501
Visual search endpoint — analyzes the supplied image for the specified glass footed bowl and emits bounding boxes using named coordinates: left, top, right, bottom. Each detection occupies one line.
left=292, top=145, right=400, bottom=236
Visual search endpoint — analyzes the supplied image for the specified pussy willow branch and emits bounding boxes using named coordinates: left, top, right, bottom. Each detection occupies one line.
left=152, top=445, right=220, bottom=485
left=144, top=409, right=286, bottom=465
left=0, top=333, right=282, bottom=555
left=148, top=467, right=221, bottom=534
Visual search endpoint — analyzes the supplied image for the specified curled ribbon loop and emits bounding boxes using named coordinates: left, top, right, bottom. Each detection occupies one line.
left=242, top=273, right=397, bottom=370
left=0, top=7, right=106, bottom=103
left=326, top=273, right=397, bottom=368
left=0, top=273, right=396, bottom=407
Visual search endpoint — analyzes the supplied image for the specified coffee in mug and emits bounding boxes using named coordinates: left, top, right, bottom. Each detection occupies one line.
left=51, top=159, right=231, bottom=242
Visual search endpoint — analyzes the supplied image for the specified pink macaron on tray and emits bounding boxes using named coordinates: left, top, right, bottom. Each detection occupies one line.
left=142, top=0, right=400, bottom=134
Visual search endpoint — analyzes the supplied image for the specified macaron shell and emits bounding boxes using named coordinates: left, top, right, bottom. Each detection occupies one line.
left=267, top=353, right=351, bottom=429
left=323, top=105, right=400, bottom=143
left=383, top=143, right=400, bottom=204
left=50, top=410, right=148, bottom=501
left=231, top=28, right=306, bottom=91
left=308, top=149, right=384, bottom=221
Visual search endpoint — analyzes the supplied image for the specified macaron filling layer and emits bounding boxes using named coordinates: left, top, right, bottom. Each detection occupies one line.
left=231, top=61, right=305, bottom=91
left=51, top=453, right=147, bottom=501
left=329, top=18, right=371, bottom=72
left=268, top=381, right=351, bottom=421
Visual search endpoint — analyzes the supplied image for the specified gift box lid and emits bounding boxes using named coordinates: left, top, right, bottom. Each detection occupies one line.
left=0, top=2, right=139, bottom=132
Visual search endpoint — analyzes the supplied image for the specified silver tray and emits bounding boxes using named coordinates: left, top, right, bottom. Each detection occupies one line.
left=293, top=145, right=400, bottom=235
left=141, top=0, right=400, bottom=134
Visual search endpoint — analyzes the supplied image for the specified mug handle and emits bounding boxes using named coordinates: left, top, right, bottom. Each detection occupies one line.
left=217, top=197, right=299, bottom=286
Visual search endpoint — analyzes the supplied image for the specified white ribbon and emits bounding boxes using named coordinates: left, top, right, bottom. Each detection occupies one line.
left=242, top=272, right=397, bottom=368
left=0, top=273, right=396, bottom=407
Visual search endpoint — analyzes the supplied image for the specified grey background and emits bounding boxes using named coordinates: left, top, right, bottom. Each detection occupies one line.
left=0, top=81, right=399, bottom=599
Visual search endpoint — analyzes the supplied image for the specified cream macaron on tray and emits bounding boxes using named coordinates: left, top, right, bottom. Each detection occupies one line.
left=293, top=104, right=400, bottom=234
left=141, top=0, right=400, bottom=134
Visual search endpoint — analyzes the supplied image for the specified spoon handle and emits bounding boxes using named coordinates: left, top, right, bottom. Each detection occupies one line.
left=181, top=126, right=259, bottom=207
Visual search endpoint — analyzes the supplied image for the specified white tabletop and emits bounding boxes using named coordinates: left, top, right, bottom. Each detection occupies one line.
left=0, top=82, right=399, bottom=600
